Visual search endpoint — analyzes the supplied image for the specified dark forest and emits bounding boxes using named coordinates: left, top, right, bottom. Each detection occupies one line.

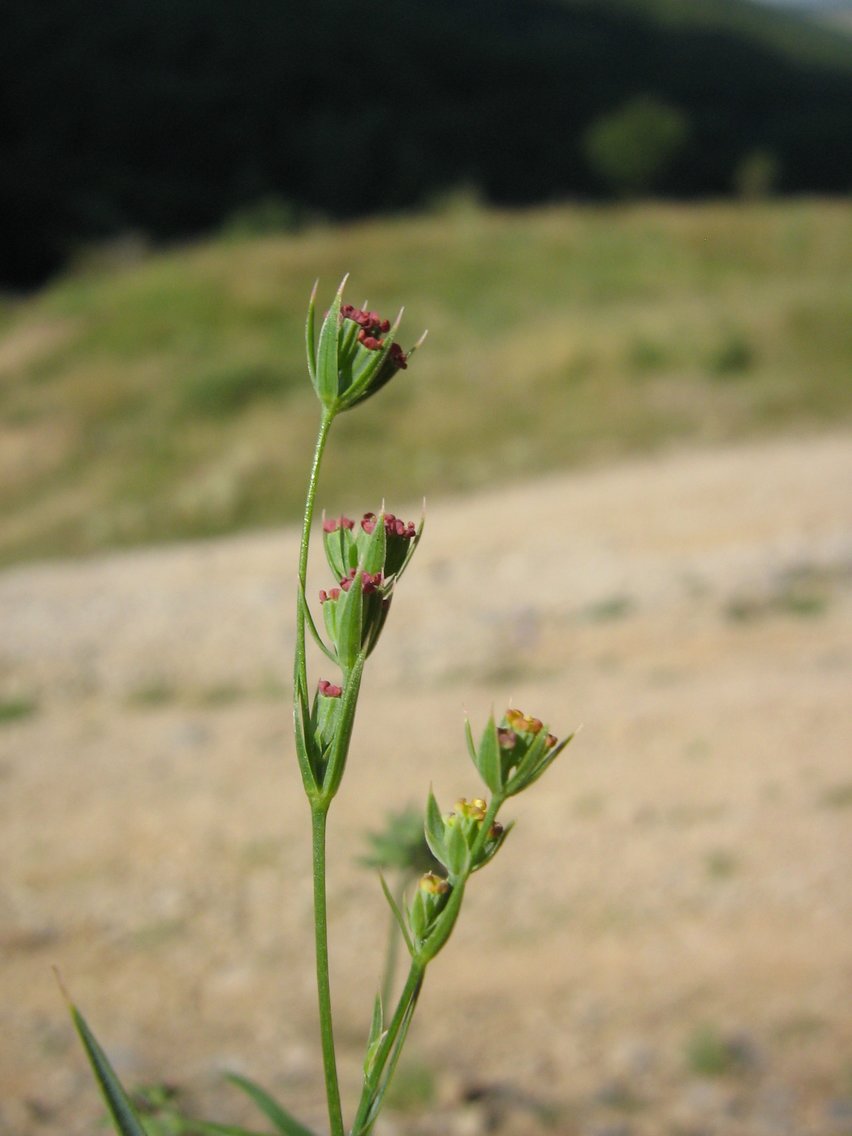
left=2, top=0, right=851, bottom=288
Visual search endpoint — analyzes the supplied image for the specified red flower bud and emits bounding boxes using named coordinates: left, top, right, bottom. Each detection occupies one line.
left=339, top=568, right=383, bottom=594
left=388, top=342, right=408, bottom=370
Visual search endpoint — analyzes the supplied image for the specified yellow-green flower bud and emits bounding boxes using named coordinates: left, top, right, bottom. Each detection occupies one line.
left=425, top=790, right=510, bottom=880
left=418, top=871, right=450, bottom=897
left=408, top=871, right=451, bottom=944
left=468, top=709, right=572, bottom=797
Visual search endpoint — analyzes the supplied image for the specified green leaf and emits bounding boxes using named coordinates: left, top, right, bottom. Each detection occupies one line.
left=356, top=967, right=424, bottom=1135
left=367, top=995, right=384, bottom=1049
left=226, top=1072, right=317, bottom=1136
left=423, top=789, right=446, bottom=867
left=475, top=714, right=503, bottom=794
left=358, top=513, right=387, bottom=577
left=408, top=887, right=428, bottom=942
left=506, top=732, right=574, bottom=797
left=299, top=579, right=336, bottom=662
left=444, top=819, right=470, bottom=880
left=379, top=872, right=414, bottom=955
left=305, top=280, right=318, bottom=392
left=322, top=521, right=352, bottom=582
left=335, top=571, right=365, bottom=671
left=464, top=716, right=478, bottom=764
left=292, top=667, right=319, bottom=795
left=316, top=276, right=347, bottom=408
left=63, top=992, right=148, bottom=1136
left=363, top=995, right=387, bottom=1078
left=320, top=651, right=365, bottom=801
left=184, top=1122, right=278, bottom=1136
left=471, top=819, right=513, bottom=872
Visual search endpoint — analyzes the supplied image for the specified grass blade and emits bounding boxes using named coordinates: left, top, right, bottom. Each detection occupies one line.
left=186, top=1123, right=277, bottom=1136
left=226, top=1072, right=317, bottom=1136
left=58, top=975, right=148, bottom=1136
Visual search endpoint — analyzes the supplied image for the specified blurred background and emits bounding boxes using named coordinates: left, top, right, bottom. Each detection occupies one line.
left=1, top=2, right=851, bottom=1135
left=1, top=0, right=851, bottom=562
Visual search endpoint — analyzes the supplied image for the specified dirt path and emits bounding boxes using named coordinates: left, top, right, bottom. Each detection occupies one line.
left=1, top=432, right=850, bottom=1136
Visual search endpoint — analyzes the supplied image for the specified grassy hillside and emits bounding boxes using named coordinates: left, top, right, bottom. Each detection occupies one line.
left=1, top=199, right=850, bottom=567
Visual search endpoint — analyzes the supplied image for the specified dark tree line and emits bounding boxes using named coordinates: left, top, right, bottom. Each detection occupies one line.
left=2, top=0, right=851, bottom=288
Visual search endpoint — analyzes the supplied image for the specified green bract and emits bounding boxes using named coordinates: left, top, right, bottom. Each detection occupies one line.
left=424, top=791, right=511, bottom=882
left=322, top=511, right=422, bottom=584
left=306, top=277, right=417, bottom=414
left=408, top=872, right=452, bottom=946
left=467, top=709, right=574, bottom=797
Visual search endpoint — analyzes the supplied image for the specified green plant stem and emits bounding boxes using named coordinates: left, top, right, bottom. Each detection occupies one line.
left=294, top=410, right=344, bottom=1135
left=311, top=802, right=345, bottom=1136
left=295, top=409, right=335, bottom=703
left=352, top=960, right=425, bottom=1136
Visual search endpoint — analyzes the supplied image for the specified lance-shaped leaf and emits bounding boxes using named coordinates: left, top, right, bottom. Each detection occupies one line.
left=335, top=570, right=366, bottom=670
left=505, top=731, right=574, bottom=796
left=474, top=713, right=503, bottom=793
left=379, top=872, right=414, bottom=956
left=363, top=996, right=387, bottom=1079
left=444, top=816, right=471, bottom=880
left=469, top=819, right=513, bottom=873
left=357, top=512, right=387, bottom=577
left=315, top=277, right=347, bottom=408
left=322, top=515, right=357, bottom=581
left=320, top=651, right=365, bottom=801
left=225, top=1072, right=317, bottom=1136
left=293, top=667, right=319, bottom=795
left=423, top=788, right=447, bottom=868
left=185, top=1122, right=284, bottom=1136
left=305, top=280, right=318, bottom=392
left=60, top=982, right=147, bottom=1136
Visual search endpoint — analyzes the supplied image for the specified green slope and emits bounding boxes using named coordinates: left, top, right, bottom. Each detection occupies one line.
left=1, top=199, right=850, bottom=567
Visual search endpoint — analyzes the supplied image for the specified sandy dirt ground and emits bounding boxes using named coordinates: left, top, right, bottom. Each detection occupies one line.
left=1, top=432, right=851, bottom=1136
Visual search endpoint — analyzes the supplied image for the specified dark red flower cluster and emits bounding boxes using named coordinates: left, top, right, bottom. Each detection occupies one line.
left=340, top=569, right=383, bottom=594
left=319, top=570, right=383, bottom=603
left=360, top=512, right=416, bottom=539
left=341, top=304, right=390, bottom=345
left=317, top=679, right=343, bottom=698
left=340, top=304, right=408, bottom=369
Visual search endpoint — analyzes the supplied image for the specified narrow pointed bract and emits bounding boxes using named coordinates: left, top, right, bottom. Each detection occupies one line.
left=308, top=279, right=417, bottom=414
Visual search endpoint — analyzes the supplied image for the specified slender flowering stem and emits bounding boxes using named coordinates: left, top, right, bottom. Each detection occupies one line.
left=65, top=283, right=572, bottom=1136
left=295, top=409, right=345, bottom=1135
